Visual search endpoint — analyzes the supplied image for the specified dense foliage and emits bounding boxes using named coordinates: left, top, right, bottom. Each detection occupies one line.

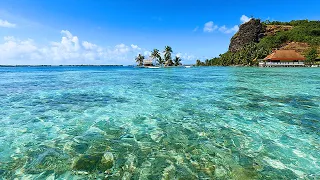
left=196, top=43, right=271, bottom=66
left=305, top=47, right=318, bottom=65
left=260, top=20, right=320, bottom=49
left=196, top=20, right=320, bottom=66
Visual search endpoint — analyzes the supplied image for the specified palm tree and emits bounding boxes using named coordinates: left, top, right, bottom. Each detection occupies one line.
left=164, top=46, right=173, bottom=66
left=174, top=56, right=182, bottom=66
left=205, top=59, right=209, bottom=66
left=196, top=59, right=201, bottom=66
left=135, top=54, right=145, bottom=66
left=157, top=56, right=165, bottom=65
left=151, top=49, right=164, bottom=65
left=151, top=49, right=159, bottom=60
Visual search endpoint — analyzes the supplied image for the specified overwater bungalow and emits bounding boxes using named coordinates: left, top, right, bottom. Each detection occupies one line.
left=259, top=50, right=306, bottom=67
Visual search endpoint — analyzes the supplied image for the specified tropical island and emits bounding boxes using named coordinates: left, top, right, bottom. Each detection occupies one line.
left=135, top=46, right=182, bottom=67
left=194, top=19, right=320, bottom=67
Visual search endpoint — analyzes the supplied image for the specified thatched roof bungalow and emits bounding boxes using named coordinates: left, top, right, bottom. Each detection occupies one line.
left=143, top=59, right=153, bottom=66
left=264, top=50, right=306, bottom=61
left=260, top=50, right=306, bottom=67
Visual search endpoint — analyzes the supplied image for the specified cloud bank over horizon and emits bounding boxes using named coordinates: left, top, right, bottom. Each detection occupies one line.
left=0, top=30, right=198, bottom=65
left=0, top=15, right=251, bottom=65
left=0, top=30, right=144, bottom=65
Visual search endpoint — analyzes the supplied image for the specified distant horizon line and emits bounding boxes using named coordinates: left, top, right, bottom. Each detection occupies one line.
left=0, top=64, right=194, bottom=67
left=0, top=65, right=127, bottom=67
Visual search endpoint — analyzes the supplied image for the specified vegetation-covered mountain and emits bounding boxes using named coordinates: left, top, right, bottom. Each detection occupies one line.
left=196, top=19, right=320, bottom=66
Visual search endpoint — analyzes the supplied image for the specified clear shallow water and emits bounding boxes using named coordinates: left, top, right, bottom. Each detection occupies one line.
left=0, top=66, right=319, bottom=179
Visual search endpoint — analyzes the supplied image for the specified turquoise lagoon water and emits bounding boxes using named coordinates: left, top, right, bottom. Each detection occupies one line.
left=0, top=66, right=319, bottom=179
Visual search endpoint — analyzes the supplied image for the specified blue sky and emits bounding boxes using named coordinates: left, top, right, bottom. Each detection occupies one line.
left=0, top=0, right=319, bottom=65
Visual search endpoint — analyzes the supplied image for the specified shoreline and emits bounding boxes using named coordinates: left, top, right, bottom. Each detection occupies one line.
left=0, top=65, right=124, bottom=67
left=0, top=65, right=319, bottom=68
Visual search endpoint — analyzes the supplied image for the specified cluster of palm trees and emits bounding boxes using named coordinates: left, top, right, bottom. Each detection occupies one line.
left=135, top=46, right=182, bottom=66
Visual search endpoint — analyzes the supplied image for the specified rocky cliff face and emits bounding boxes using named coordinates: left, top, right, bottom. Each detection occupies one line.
left=228, top=19, right=266, bottom=52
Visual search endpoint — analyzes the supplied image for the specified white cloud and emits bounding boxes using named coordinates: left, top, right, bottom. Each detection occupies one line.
left=47, top=30, right=84, bottom=62
left=219, top=26, right=227, bottom=33
left=203, top=21, right=218, bottom=32
left=240, top=15, right=251, bottom=24
left=82, top=41, right=97, bottom=50
left=230, top=25, right=239, bottom=33
left=219, top=25, right=239, bottom=34
left=131, top=44, right=141, bottom=50
left=144, top=51, right=151, bottom=56
left=61, top=30, right=72, bottom=38
left=0, top=30, right=145, bottom=65
left=0, top=19, right=16, bottom=28
left=114, top=43, right=130, bottom=54
left=203, top=21, right=238, bottom=34
left=204, top=15, right=249, bottom=34
left=0, top=36, right=38, bottom=60
left=0, top=30, right=201, bottom=65
left=174, top=52, right=196, bottom=64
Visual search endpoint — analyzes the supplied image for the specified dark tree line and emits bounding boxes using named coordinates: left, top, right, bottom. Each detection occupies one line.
left=196, top=43, right=271, bottom=66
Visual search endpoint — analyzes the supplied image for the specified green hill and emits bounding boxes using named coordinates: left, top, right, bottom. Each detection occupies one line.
left=260, top=20, right=320, bottom=50
left=196, top=19, right=320, bottom=66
